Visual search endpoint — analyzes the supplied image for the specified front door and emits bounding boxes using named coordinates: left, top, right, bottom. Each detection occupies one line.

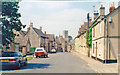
left=96, top=42, right=97, bottom=60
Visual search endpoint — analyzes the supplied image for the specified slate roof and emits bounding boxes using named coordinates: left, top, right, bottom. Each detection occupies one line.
left=33, top=27, right=45, bottom=38
left=78, top=21, right=93, bottom=35
left=46, top=34, right=55, bottom=42
left=14, top=37, right=30, bottom=46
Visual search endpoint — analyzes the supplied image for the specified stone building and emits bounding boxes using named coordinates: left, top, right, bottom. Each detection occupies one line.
left=13, top=22, right=46, bottom=54
left=45, top=33, right=55, bottom=52
left=14, top=30, right=31, bottom=55
left=91, top=4, right=119, bottom=62
left=14, top=37, right=31, bottom=55
left=24, top=22, right=46, bottom=48
left=55, top=33, right=73, bottom=52
left=75, top=20, right=93, bottom=56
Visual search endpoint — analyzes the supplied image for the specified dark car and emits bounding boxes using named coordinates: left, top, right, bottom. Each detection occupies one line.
left=0, top=51, right=27, bottom=70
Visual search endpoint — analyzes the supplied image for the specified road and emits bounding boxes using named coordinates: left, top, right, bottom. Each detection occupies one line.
left=1, top=52, right=96, bottom=73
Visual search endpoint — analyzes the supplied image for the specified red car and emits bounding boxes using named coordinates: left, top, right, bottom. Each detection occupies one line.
left=35, top=48, right=48, bottom=58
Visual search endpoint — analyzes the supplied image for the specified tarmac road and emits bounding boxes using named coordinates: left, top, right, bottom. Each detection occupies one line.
left=1, top=52, right=96, bottom=73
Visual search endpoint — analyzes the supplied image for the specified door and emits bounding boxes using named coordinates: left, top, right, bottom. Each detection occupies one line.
left=96, top=42, right=97, bottom=60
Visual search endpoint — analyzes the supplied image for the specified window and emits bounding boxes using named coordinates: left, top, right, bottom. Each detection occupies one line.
left=100, top=23, right=101, bottom=33
left=19, top=47, right=22, bottom=52
left=1, top=52, right=18, bottom=57
left=93, top=28, right=95, bottom=37
left=37, top=49, right=43, bottom=51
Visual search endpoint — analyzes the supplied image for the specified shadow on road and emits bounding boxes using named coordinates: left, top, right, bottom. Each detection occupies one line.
left=1, top=63, right=51, bottom=71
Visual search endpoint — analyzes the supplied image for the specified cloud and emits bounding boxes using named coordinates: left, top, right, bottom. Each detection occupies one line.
left=19, top=0, right=69, bottom=10
left=36, top=2, right=69, bottom=9
left=19, top=1, right=88, bottom=38
left=33, top=8, right=87, bottom=37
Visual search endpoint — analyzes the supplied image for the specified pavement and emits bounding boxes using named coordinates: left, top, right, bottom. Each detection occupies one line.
left=1, top=52, right=96, bottom=73
left=71, top=50, right=118, bottom=73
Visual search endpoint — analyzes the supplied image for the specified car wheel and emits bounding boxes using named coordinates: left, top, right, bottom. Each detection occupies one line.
left=44, top=55, right=46, bottom=58
left=17, top=62, right=21, bottom=69
left=46, top=55, right=48, bottom=58
left=36, top=56, right=38, bottom=58
left=24, top=62, right=27, bottom=66
left=24, top=59, right=27, bottom=66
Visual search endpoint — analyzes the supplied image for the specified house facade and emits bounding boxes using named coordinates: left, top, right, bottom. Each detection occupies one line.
left=75, top=21, right=93, bottom=56
left=55, top=34, right=73, bottom=52
left=91, top=4, right=119, bottom=62
left=14, top=30, right=31, bottom=55
left=45, top=33, right=55, bottom=52
left=24, top=22, right=45, bottom=48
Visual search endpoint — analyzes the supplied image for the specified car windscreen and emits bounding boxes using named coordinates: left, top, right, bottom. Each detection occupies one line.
left=37, top=49, right=43, bottom=52
left=1, top=52, right=18, bottom=57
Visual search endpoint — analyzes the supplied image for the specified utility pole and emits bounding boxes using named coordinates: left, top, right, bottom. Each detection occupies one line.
left=87, top=13, right=90, bottom=57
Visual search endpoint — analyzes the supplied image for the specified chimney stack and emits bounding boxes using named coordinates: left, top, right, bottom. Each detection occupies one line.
left=109, top=2, right=115, bottom=13
left=44, top=31, right=46, bottom=35
left=94, top=11, right=99, bottom=20
left=30, top=22, right=33, bottom=28
left=100, top=4, right=105, bottom=16
left=89, top=17, right=92, bottom=21
left=40, top=26, right=42, bottom=31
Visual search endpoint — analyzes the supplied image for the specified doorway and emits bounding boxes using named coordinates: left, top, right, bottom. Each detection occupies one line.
left=96, top=42, right=97, bottom=60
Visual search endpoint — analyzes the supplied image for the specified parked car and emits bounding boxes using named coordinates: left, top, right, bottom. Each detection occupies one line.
left=0, top=51, right=27, bottom=70
left=35, top=48, right=48, bottom=58
left=50, top=49, right=56, bottom=53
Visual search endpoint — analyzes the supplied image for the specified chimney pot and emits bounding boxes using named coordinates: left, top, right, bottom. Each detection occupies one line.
left=30, top=22, right=33, bottom=27
left=109, top=2, right=115, bottom=13
left=40, top=26, right=42, bottom=31
left=44, top=31, right=46, bottom=35
left=100, top=4, right=105, bottom=16
left=94, top=11, right=99, bottom=20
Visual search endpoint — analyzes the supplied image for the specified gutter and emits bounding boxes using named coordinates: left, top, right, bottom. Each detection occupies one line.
left=104, top=17, right=108, bottom=64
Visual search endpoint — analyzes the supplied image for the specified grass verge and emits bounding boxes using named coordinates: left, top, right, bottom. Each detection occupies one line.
left=27, top=56, right=35, bottom=60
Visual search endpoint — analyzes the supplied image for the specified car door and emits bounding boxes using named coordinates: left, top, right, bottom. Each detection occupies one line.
left=18, top=52, right=24, bottom=64
left=20, top=52, right=26, bottom=63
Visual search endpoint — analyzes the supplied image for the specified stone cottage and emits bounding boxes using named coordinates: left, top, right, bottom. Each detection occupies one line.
left=14, top=30, right=31, bottom=55
left=24, top=22, right=46, bottom=48
left=45, top=33, right=55, bottom=52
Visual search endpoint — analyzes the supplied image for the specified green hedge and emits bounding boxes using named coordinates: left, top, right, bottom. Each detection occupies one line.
left=30, top=47, right=36, bottom=54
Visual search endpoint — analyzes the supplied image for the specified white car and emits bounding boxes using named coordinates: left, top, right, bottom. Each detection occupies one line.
left=51, top=49, right=56, bottom=53
left=35, top=48, right=48, bottom=58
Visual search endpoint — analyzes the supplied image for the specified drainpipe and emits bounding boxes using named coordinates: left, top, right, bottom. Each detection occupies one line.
left=105, top=17, right=108, bottom=64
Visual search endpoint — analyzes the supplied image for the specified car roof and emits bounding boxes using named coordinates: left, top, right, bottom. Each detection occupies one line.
left=2, top=51, right=21, bottom=53
left=36, top=48, right=44, bottom=49
left=2, top=51, right=17, bottom=52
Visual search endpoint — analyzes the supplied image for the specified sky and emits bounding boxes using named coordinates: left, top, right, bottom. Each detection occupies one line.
left=18, top=0, right=119, bottom=38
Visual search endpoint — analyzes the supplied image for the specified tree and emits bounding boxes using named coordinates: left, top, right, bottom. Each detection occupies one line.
left=1, top=2, right=25, bottom=46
